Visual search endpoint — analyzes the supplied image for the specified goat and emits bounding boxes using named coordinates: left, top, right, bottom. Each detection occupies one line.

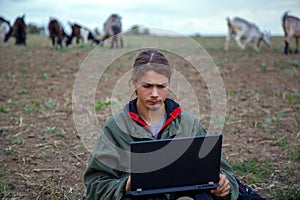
left=101, top=14, right=123, bottom=48
left=48, top=18, right=70, bottom=49
left=11, top=14, right=27, bottom=45
left=282, top=11, right=300, bottom=54
left=66, top=23, right=99, bottom=47
left=225, top=17, right=271, bottom=52
left=0, top=16, right=12, bottom=44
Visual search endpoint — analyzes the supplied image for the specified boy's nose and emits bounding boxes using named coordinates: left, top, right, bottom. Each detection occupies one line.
left=151, top=87, right=158, bottom=97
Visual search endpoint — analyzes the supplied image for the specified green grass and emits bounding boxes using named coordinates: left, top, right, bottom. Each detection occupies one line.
left=0, top=180, right=8, bottom=197
left=43, top=127, right=65, bottom=138
left=271, top=187, right=300, bottom=200
left=94, top=98, right=116, bottom=110
left=289, top=149, right=300, bottom=160
left=286, top=59, right=300, bottom=67
left=230, top=158, right=299, bottom=199
left=230, top=158, right=274, bottom=183
left=18, top=88, right=28, bottom=94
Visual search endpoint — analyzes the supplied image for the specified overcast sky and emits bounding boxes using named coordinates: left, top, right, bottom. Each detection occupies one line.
left=1, top=0, right=300, bottom=36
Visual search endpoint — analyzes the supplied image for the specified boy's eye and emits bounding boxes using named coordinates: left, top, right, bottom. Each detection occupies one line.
left=141, top=83, right=168, bottom=89
left=142, top=84, right=152, bottom=88
left=157, top=85, right=167, bottom=89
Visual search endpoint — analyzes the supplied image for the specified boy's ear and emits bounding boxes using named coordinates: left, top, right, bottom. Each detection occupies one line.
left=130, top=81, right=137, bottom=90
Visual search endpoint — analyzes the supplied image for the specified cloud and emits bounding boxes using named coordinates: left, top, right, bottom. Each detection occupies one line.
left=0, top=0, right=299, bottom=35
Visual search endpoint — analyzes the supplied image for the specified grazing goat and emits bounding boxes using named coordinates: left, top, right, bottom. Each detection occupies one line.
left=48, top=18, right=70, bottom=49
left=0, top=16, right=12, bottom=44
left=225, top=17, right=271, bottom=52
left=11, top=14, right=27, bottom=45
left=282, top=11, right=300, bottom=54
left=66, top=23, right=99, bottom=47
left=101, top=14, right=123, bottom=48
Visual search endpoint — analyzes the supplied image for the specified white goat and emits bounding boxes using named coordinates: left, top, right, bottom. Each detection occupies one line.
left=225, top=17, right=271, bottom=52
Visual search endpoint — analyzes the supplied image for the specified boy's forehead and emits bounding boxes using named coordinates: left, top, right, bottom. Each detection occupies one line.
left=138, top=71, right=169, bottom=84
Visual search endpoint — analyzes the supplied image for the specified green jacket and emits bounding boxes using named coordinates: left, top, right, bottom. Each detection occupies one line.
left=84, top=98, right=238, bottom=200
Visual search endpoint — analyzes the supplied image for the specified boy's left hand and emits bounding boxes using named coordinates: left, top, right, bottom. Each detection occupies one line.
left=210, top=174, right=230, bottom=197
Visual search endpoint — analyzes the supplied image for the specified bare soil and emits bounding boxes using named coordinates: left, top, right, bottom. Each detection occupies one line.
left=0, top=35, right=299, bottom=199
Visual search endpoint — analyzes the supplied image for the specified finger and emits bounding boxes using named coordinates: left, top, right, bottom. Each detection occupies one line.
left=217, top=183, right=230, bottom=197
left=125, top=176, right=131, bottom=192
left=216, top=174, right=227, bottom=191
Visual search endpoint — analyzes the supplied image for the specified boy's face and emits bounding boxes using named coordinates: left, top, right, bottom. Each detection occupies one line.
left=134, top=70, right=169, bottom=112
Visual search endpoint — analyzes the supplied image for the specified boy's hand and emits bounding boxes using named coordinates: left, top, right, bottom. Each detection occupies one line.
left=210, top=174, right=230, bottom=197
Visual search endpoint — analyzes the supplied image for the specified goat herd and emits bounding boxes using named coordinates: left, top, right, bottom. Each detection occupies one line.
left=0, top=13, right=123, bottom=49
left=226, top=11, right=300, bottom=55
left=0, top=11, right=299, bottom=54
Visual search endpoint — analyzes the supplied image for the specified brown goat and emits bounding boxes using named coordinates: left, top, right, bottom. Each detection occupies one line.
left=48, top=18, right=69, bottom=49
left=282, top=11, right=300, bottom=54
left=11, top=14, right=27, bottom=45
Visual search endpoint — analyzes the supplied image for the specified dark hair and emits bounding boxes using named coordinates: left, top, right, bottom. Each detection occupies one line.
left=130, top=49, right=172, bottom=84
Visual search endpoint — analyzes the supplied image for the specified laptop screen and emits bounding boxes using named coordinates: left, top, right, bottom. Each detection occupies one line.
left=130, top=134, right=222, bottom=196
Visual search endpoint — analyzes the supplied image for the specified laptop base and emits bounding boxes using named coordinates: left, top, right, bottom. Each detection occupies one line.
left=128, top=183, right=218, bottom=196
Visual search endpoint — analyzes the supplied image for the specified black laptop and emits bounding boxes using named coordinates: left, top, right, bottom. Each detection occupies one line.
left=129, top=134, right=222, bottom=196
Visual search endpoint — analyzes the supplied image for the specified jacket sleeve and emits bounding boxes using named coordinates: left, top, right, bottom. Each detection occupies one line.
left=84, top=154, right=128, bottom=200
left=84, top=127, right=130, bottom=200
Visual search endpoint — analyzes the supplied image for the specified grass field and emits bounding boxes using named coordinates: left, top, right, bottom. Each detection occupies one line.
left=0, top=34, right=299, bottom=199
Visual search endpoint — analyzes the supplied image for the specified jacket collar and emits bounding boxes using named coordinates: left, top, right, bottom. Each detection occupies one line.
left=127, top=98, right=182, bottom=139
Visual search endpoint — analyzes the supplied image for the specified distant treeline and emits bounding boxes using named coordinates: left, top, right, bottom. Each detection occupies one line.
left=27, top=23, right=45, bottom=34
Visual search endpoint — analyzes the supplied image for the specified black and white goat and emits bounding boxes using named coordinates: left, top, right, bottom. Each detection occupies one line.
left=0, top=16, right=12, bottom=44
left=66, top=22, right=99, bottom=47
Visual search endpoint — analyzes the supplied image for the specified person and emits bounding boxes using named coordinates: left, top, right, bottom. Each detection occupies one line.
left=84, top=49, right=239, bottom=200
